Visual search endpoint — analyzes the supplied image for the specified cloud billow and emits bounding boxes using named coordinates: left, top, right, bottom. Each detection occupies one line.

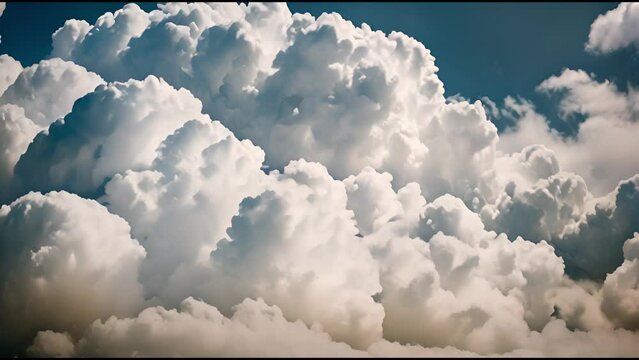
left=0, top=1, right=638, bottom=357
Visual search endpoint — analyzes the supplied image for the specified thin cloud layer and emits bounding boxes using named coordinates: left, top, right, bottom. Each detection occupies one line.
left=0, top=2, right=637, bottom=357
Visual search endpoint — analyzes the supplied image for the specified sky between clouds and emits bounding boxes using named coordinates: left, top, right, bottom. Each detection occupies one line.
left=0, top=2, right=639, bottom=357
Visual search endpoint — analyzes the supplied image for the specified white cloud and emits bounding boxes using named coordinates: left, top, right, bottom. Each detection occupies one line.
left=28, top=297, right=366, bottom=357
left=27, top=296, right=639, bottom=357
left=0, top=2, right=5, bottom=44
left=373, top=194, right=567, bottom=354
left=11, top=75, right=210, bottom=199
left=586, top=3, right=639, bottom=53
left=199, top=160, right=385, bottom=350
left=537, top=68, right=631, bottom=120
left=0, top=191, right=145, bottom=354
left=50, top=2, right=506, bottom=209
left=559, top=175, right=639, bottom=280
left=344, top=167, right=424, bottom=236
left=0, top=54, right=22, bottom=96
left=0, top=58, right=103, bottom=127
left=0, top=104, right=40, bottom=194
left=0, top=2, right=637, bottom=357
left=601, top=232, right=639, bottom=330
left=102, top=118, right=268, bottom=303
left=499, top=70, right=639, bottom=196
left=481, top=172, right=589, bottom=245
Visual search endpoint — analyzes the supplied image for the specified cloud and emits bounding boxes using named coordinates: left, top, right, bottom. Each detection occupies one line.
left=498, top=70, right=639, bottom=196
left=0, top=104, right=40, bottom=192
left=199, top=160, right=385, bottom=350
left=102, top=118, right=268, bottom=303
left=601, top=232, right=639, bottom=330
left=0, top=58, right=103, bottom=201
left=482, top=172, right=588, bottom=244
left=0, top=191, right=145, bottom=355
left=11, top=75, right=209, bottom=200
left=586, top=3, right=639, bottom=53
left=558, top=175, right=639, bottom=280
left=374, top=194, right=567, bottom=354
left=481, top=169, right=639, bottom=281
left=50, top=2, right=505, bottom=209
left=492, top=69, right=639, bottom=280
left=0, top=55, right=22, bottom=96
left=28, top=297, right=365, bottom=357
left=0, top=3, right=5, bottom=44
left=344, top=167, right=424, bottom=236
left=0, top=2, right=637, bottom=357
left=0, top=58, right=103, bottom=128
left=537, top=68, right=633, bottom=120
left=26, top=297, right=639, bottom=357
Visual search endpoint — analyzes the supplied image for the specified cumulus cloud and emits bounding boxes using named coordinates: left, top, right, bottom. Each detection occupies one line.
left=0, top=3, right=5, bottom=44
left=0, top=58, right=103, bottom=200
left=11, top=75, right=209, bottom=200
left=586, top=3, right=639, bottom=53
left=600, top=232, right=639, bottom=330
left=28, top=297, right=364, bottom=357
left=199, top=160, right=385, bottom=350
left=499, top=70, right=639, bottom=196
left=0, top=191, right=145, bottom=355
left=375, top=195, right=566, bottom=354
left=102, top=118, right=268, bottom=302
left=482, top=172, right=589, bottom=245
left=0, top=58, right=103, bottom=127
left=0, top=55, right=22, bottom=96
left=0, top=1, right=638, bottom=357
left=50, top=2, right=504, bottom=208
left=0, top=104, right=40, bottom=192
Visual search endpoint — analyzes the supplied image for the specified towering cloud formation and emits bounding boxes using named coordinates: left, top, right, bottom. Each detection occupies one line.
left=49, top=2, right=500, bottom=208
left=0, top=2, right=638, bottom=357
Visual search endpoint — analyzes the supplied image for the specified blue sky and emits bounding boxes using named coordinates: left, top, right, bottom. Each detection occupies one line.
left=1, top=2, right=635, bottom=134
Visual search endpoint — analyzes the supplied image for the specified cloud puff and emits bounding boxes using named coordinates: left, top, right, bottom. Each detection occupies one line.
left=0, top=58, right=103, bottom=127
left=0, top=55, right=22, bottom=96
left=0, top=58, right=103, bottom=201
left=102, top=118, right=267, bottom=302
left=586, top=2, right=639, bottom=53
left=499, top=70, right=639, bottom=196
left=344, top=166, right=424, bottom=236
left=27, top=297, right=639, bottom=357
left=0, top=104, right=40, bottom=192
left=11, top=75, right=209, bottom=200
left=0, top=191, right=145, bottom=355
left=481, top=172, right=589, bottom=246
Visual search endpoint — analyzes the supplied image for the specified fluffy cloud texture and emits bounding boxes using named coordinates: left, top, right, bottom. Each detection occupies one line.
left=49, top=2, right=500, bottom=208
left=0, top=191, right=145, bottom=354
left=586, top=2, right=639, bottom=53
left=0, top=2, right=638, bottom=357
